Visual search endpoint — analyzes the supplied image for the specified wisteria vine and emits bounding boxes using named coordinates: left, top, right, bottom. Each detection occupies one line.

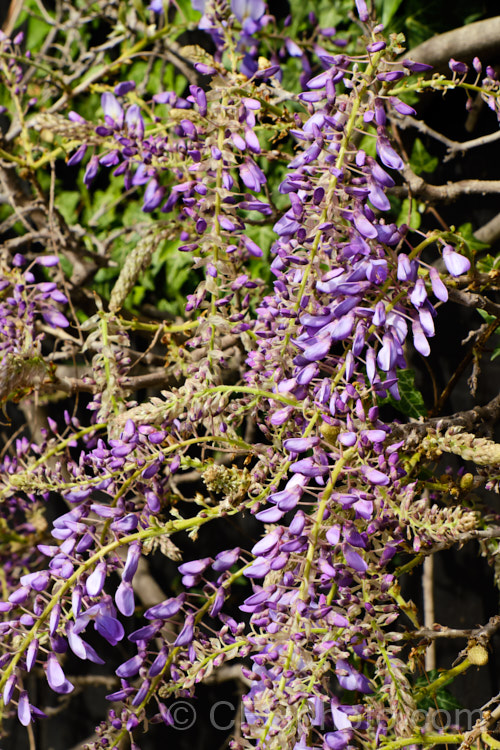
left=1, top=1, right=500, bottom=748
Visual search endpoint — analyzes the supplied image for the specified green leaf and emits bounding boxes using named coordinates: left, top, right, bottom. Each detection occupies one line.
left=415, top=670, right=462, bottom=711
left=56, top=191, right=81, bottom=225
left=378, top=0, right=405, bottom=26
left=410, top=138, right=438, bottom=175
left=476, top=310, right=500, bottom=361
left=476, top=253, right=500, bottom=274
left=358, top=134, right=378, bottom=159
left=380, top=368, right=427, bottom=419
left=477, top=308, right=496, bottom=325
left=456, top=222, right=490, bottom=254
left=396, top=198, right=421, bottom=230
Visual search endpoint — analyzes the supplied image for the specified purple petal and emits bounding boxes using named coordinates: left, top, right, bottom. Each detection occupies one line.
left=178, top=557, right=211, bottom=576
left=389, top=97, right=416, bottom=116
left=26, top=640, right=39, bottom=672
left=149, top=648, right=168, bottom=677
left=46, top=653, right=66, bottom=689
left=212, top=548, right=240, bottom=572
left=355, top=0, right=368, bottom=20
left=174, top=614, right=194, bottom=647
left=343, top=543, right=368, bottom=573
left=95, top=615, right=124, bottom=645
left=115, top=581, right=135, bottom=616
left=129, top=623, right=162, bottom=642
left=360, top=466, right=390, bottom=485
left=283, top=436, right=320, bottom=453
left=290, top=458, right=328, bottom=477
left=251, top=529, right=281, bottom=557
left=325, top=730, right=353, bottom=749
left=429, top=267, right=448, bottom=301
left=402, top=59, right=433, bottom=72
left=336, top=659, right=372, bottom=693
left=3, top=675, right=16, bottom=705
left=449, top=58, right=468, bottom=75
left=376, top=138, right=404, bottom=170
left=245, top=557, right=271, bottom=579
left=35, top=255, right=60, bottom=267
left=41, top=309, right=70, bottom=328
left=442, top=245, right=470, bottom=276
left=122, top=543, right=141, bottom=583
left=412, top=319, right=430, bottom=356
left=101, top=93, right=124, bottom=128
left=410, top=278, right=427, bottom=308
left=353, top=211, right=378, bottom=239
left=86, top=562, right=106, bottom=597
left=114, top=81, right=136, bottom=96
left=18, top=691, right=31, bottom=726
left=145, top=593, right=185, bottom=621
left=116, top=654, right=143, bottom=678
left=302, top=336, right=331, bottom=362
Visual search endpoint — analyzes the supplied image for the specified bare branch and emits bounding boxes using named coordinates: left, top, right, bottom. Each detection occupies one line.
left=392, top=393, right=500, bottom=444
left=404, top=16, right=500, bottom=70
left=475, top=211, right=500, bottom=245
left=447, top=287, right=500, bottom=318
left=408, top=614, right=500, bottom=642
left=396, top=115, right=500, bottom=161
left=392, top=164, right=500, bottom=203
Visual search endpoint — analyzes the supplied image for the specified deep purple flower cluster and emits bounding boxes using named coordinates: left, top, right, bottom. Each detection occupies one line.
left=0, top=254, right=68, bottom=402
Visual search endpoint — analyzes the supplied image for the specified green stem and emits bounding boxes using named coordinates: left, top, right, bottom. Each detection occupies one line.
left=414, top=658, right=472, bottom=702
left=379, top=733, right=464, bottom=749
left=0, top=502, right=243, bottom=699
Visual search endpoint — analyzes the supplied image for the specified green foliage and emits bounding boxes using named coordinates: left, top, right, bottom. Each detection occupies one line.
left=477, top=253, right=500, bottom=273
left=477, top=309, right=500, bottom=360
left=286, top=0, right=357, bottom=38
left=380, top=369, right=427, bottom=419
left=409, top=138, right=438, bottom=176
left=457, top=223, right=490, bottom=255
left=415, top=670, right=463, bottom=712
left=396, top=198, right=422, bottom=230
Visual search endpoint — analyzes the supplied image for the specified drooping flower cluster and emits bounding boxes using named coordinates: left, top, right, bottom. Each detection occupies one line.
left=0, top=2, right=499, bottom=750
left=0, top=254, right=68, bottom=403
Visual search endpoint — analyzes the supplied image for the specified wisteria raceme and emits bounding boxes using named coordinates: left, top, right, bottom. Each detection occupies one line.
left=0, top=1, right=499, bottom=749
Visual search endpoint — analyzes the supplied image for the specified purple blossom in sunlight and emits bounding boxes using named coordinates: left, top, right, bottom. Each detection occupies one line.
left=232, top=0, right=266, bottom=31
left=402, top=59, right=433, bottom=72
left=46, top=653, right=74, bottom=694
left=442, top=245, right=471, bottom=276
left=325, top=730, right=353, bottom=749
left=74, top=599, right=124, bottom=645
left=336, top=659, right=372, bottom=693
left=101, top=93, right=124, bottom=129
left=17, top=691, right=31, bottom=726
left=174, top=614, right=195, bottom=647
left=355, top=0, right=369, bottom=21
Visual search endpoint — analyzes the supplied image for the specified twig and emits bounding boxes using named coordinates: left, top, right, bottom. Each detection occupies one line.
left=396, top=115, right=500, bottom=161
left=475, top=211, right=500, bottom=245
left=432, top=319, right=499, bottom=414
left=422, top=554, right=435, bottom=671
left=392, top=392, right=500, bottom=444
left=447, top=287, right=500, bottom=320
left=409, top=614, right=500, bottom=643
left=403, top=16, right=500, bottom=70
left=391, top=164, right=500, bottom=204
